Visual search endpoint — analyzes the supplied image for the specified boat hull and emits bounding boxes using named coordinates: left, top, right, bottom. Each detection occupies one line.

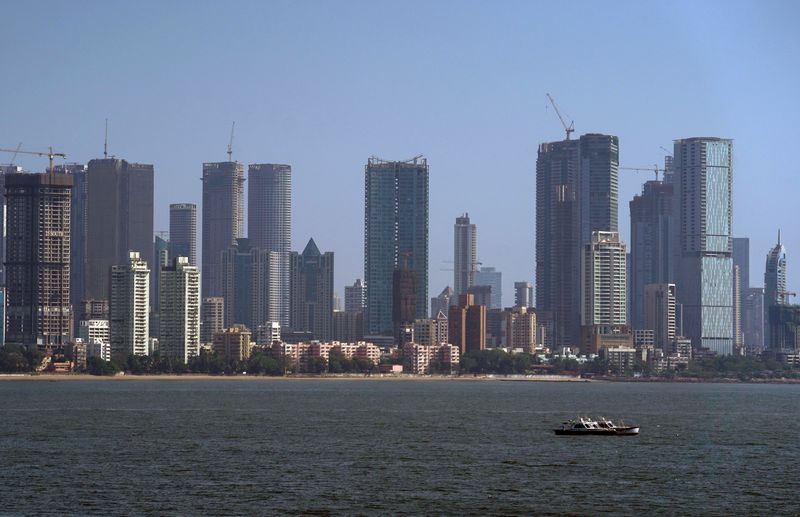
left=553, top=427, right=639, bottom=436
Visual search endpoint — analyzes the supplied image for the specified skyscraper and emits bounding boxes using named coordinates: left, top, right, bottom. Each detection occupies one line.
left=86, top=158, right=154, bottom=301
left=200, top=297, right=224, bottom=345
left=4, top=171, right=72, bottom=346
left=536, top=133, right=618, bottom=348
left=448, top=293, right=486, bottom=354
left=221, top=238, right=280, bottom=331
left=582, top=231, right=627, bottom=326
left=169, top=203, right=197, bottom=266
left=344, top=279, right=365, bottom=313
left=53, top=163, right=88, bottom=334
left=674, top=137, right=734, bottom=355
left=430, top=286, right=453, bottom=319
left=742, top=287, right=764, bottom=352
left=110, top=251, right=150, bottom=357
left=364, top=156, right=429, bottom=336
left=392, top=261, right=417, bottom=345
left=289, top=238, right=334, bottom=341
left=514, top=281, right=533, bottom=308
left=159, top=256, right=200, bottom=363
left=201, top=161, right=244, bottom=298
left=474, top=266, right=502, bottom=309
left=733, top=237, right=749, bottom=348
left=454, top=213, right=477, bottom=297
left=248, top=163, right=291, bottom=326
left=764, top=231, right=787, bottom=349
left=644, top=283, right=676, bottom=351
left=629, top=180, right=674, bottom=329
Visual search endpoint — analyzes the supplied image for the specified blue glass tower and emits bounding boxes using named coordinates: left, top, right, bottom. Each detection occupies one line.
left=674, top=137, right=734, bottom=355
left=364, top=156, right=429, bottom=337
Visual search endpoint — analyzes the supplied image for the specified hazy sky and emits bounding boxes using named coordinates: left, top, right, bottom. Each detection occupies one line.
left=3, top=0, right=799, bottom=305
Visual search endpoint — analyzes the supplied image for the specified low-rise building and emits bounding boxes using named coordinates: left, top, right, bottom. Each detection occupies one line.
left=400, top=343, right=460, bottom=374
left=214, top=325, right=252, bottom=362
left=599, top=346, right=637, bottom=373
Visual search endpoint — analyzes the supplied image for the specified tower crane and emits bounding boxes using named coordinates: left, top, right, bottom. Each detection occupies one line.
left=0, top=146, right=66, bottom=173
left=619, top=164, right=664, bottom=182
left=546, top=93, right=574, bottom=140
left=227, top=121, right=235, bottom=161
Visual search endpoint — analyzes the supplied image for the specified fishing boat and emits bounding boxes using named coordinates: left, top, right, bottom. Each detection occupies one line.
left=553, top=417, right=639, bottom=436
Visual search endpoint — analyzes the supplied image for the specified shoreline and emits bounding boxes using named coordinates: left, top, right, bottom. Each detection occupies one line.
left=0, top=373, right=798, bottom=384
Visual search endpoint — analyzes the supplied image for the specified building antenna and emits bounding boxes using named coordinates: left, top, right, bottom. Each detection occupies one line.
left=778, top=228, right=781, bottom=246
left=227, top=121, right=235, bottom=161
left=104, top=118, right=109, bottom=159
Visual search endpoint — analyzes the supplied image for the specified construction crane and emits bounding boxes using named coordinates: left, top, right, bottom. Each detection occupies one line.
left=620, top=164, right=664, bottom=182
left=0, top=146, right=66, bottom=173
left=659, top=146, right=673, bottom=157
left=546, top=93, right=574, bottom=140
left=227, top=121, right=235, bottom=161
left=8, top=142, right=22, bottom=165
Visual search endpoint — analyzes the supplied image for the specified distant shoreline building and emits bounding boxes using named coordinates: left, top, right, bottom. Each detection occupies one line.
left=201, top=161, right=244, bottom=298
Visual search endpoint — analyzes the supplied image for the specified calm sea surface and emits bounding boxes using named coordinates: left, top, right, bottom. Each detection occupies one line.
left=0, top=379, right=798, bottom=515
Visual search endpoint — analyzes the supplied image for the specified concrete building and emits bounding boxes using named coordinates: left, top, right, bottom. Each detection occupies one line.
left=599, top=346, right=637, bottom=373
left=514, top=281, right=533, bottom=308
left=583, top=231, right=627, bottom=326
left=467, top=284, right=492, bottom=310
left=454, top=213, right=477, bottom=297
left=767, top=305, right=800, bottom=352
left=332, top=311, right=364, bottom=343
left=580, top=324, right=633, bottom=355
left=733, top=238, right=750, bottom=344
left=159, top=257, right=200, bottom=363
left=742, top=287, right=764, bottom=352
left=248, top=163, right=291, bottom=326
left=504, top=306, right=537, bottom=353
left=201, top=161, right=245, bottom=298
left=536, top=133, right=618, bottom=349
left=0, top=287, right=5, bottom=347
left=344, top=279, right=365, bottom=313
left=169, top=203, right=197, bottom=266
left=290, top=238, right=334, bottom=341
left=413, top=311, right=448, bottom=347
left=85, top=158, right=154, bottom=301
left=255, top=321, right=281, bottom=346
left=110, top=251, right=150, bottom=357
left=152, top=234, right=169, bottom=322
left=644, top=283, right=676, bottom=351
left=629, top=180, right=674, bottom=329
left=733, top=265, right=742, bottom=350
left=221, top=238, right=281, bottom=331
left=430, top=286, right=454, bottom=319
left=449, top=293, right=486, bottom=354
left=78, top=319, right=109, bottom=346
left=764, top=231, right=788, bottom=349
left=4, top=171, right=72, bottom=346
left=474, top=267, right=502, bottom=309
left=364, top=156, right=429, bottom=337
left=674, top=137, right=734, bottom=355
left=213, top=325, right=252, bottom=362
left=200, top=297, right=224, bottom=345
left=392, top=260, right=417, bottom=346
left=400, top=343, right=460, bottom=375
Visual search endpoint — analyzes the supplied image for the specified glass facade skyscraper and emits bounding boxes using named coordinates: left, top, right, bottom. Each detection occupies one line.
left=364, top=156, right=429, bottom=337
left=764, top=231, right=787, bottom=349
left=674, top=137, right=734, bottom=355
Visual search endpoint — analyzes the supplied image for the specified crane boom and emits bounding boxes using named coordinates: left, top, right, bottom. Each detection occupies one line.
left=620, top=164, right=662, bottom=181
left=227, top=121, right=235, bottom=161
left=546, top=93, right=575, bottom=140
left=0, top=146, right=66, bottom=173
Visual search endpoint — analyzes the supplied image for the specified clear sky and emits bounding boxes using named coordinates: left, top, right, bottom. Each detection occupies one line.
left=3, top=0, right=799, bottom=305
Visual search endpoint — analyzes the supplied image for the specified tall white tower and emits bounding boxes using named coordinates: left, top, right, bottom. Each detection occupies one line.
left=110, top=251, right=150, bottom=357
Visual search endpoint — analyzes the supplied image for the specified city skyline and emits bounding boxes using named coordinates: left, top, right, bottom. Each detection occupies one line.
left=2, top=1, right=799, bottom=306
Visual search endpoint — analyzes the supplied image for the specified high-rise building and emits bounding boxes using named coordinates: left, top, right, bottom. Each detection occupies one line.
left=742, top=287, right=764, bottom=352
left=159, top=256, right=200, bottom=363
left=344, top=279, right=365, bottom=313
left=54, top=163, right=88, bottom=334
left=0, top=287, right=5, bottom=347
left=152, top=234, right=169, bottom=315
left=213, top=325, right=252, bottom=362
left=201, top=161, right=244, bottom=298
left=582, top=231, right=627, bottom=326
left=248, top=163, right=291, bottom=326
left=332, top=310, right=364, bottom=343
left=733, top=265, right=742, bottom=350
left=514, top=281, right=533, bottom=308
left=364, top=156, right=429, bottom=336
left=169, top=203, right=197, bottom=266
left=467, top=284, right=493, bottom=309
left=413, top=311, right=449, bottom=347
left=200, top=297, right=224, bottom=345
left=503, top=306, right=537, bottom=353
left=674, top=137, right=734, bottom=355
left=0, top=165, right=20, bottom=286
left=430, top=286, right=453, bottom=319
left=448, top=293, right=486, bottom=354
left=78, top=319, right=109, bottom=346
left=536, top=133, right=618, bottom=348
left=110, top=251, right=150, bottom=357
left=732, top=237, right=749, bottom=348
left=392, top=262, right=417, bottom=345
left=767, top=304, right=800, bottom=352
left=764, top=231, right=788, bottom=349
left=221, top=238, right=280, bottom=331
left=289, top=238, right=334, bottom=341
left=474, top=267, right=502, bottom=309
left=86, top=158, right=154, bottom=301
left=454, top=213, right=477, bottom=297
left=629, top=180, right=674, bottom=329
left=4, top=172, right=72, bottom=346
left=644, top=283, right=676, bottom=351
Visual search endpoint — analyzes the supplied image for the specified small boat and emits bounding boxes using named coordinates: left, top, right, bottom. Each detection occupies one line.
left=554, top=417, right=639, bottom=436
